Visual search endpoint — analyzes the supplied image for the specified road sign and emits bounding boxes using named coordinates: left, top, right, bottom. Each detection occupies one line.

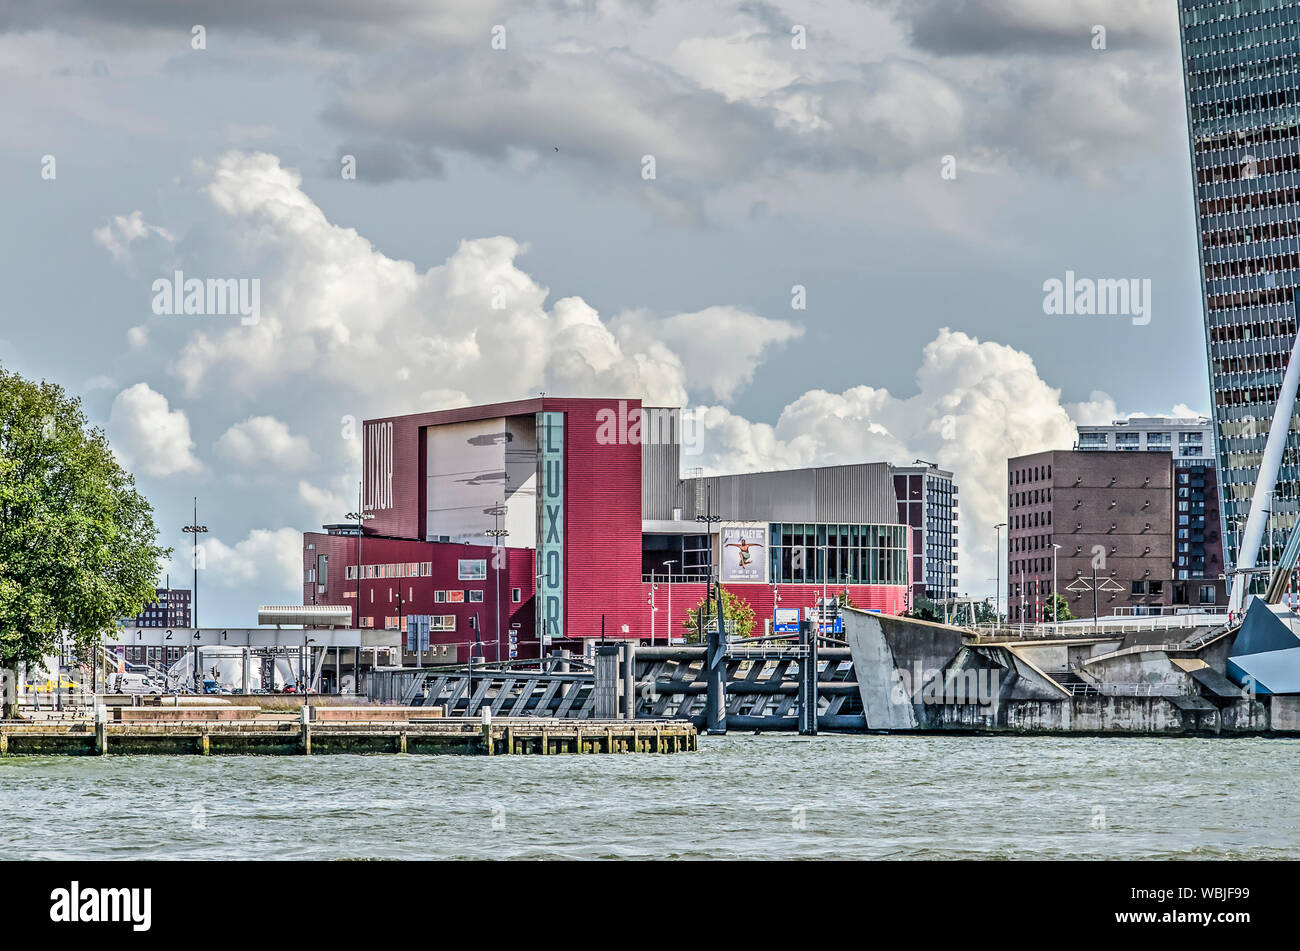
left=773, top=608, right=800, bottom=633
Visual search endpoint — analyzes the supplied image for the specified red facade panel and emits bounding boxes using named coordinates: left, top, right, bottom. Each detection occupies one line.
left=544, top=398, right=646, bottom=638
left=639, top=581, right=908, bottom=642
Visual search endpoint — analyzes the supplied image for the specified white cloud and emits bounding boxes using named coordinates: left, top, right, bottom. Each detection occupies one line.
left=166, top=527, right=303, bottom=594
left=91, top=210, right=173, bottom=261
left=694, top=329, right=1081, bottom=600
left=165, top=152, right=799, bottom=409
left=107, top=382, right=201, bottom=478
left=298, top=479, right=351, bottom=525
left=1066, top=390, right=1208, bottom=427
left=215, top=415, right=313, bottom=470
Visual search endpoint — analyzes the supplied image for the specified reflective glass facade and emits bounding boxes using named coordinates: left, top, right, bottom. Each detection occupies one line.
left=767, top=523, right=908, bottom=586
left=1179, top=0, right=1300, bottom=582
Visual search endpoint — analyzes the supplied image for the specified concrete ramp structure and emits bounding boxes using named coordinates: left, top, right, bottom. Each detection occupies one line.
left=1227, top=599, right=1300, bottom=695
left=840, top=606, right=1278, bottom=733
left=843, top=610, right=1069, bottom=729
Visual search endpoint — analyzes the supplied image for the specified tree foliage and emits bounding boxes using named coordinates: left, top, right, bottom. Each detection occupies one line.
left=0, top=366, right=168, bottom=674
left=908, top=596, right=941, bottom=622
left=1046, top=593, right=1075, bottom=622
left=681, top=584, right=757, bottom=642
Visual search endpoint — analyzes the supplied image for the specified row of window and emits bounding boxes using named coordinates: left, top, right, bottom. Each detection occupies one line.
left=1199, top=183, right=1300, bottom=216
left=1183, top=0, right=1298, bottom=29
left=1188, top=50, right=1300, bottom=91
left=1189, top=84, right=1300, bottom=121
left=1012, top=464, right=1052, bottom=485
left=344, top=559, right=489, bottom=582
left=767, top=523, right=908, bottom=586
left=1184, top=18, right=1300, bottom=59
left=350, top=586, right=525, bottom=605
left=1205, top=250, right=1300, bottom=278
left=1203, top=217, right=1300, bottom=246
left=1209, top=315, right=1298, bottom=341
left=1208, top=284, right=1296, bottom=311
left=1011, top=511, right=1052, bottom=530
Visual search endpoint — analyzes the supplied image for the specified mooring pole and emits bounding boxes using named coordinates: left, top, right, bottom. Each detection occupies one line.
left=797, top=618, right=818, bottom=735
left=705, top=599, right=726, bottom=735
left=622, top=642, right=636, bottom=720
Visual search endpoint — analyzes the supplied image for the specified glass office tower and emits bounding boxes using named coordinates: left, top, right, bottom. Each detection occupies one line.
left=1179, top=0, right=1300, bottom=584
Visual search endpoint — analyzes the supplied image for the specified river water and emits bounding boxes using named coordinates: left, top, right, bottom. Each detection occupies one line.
left=3, top=734, right=1297, bottom=860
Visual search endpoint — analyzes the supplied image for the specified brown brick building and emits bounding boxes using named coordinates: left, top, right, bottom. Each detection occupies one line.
left=1006, top=450, right=1225, bottom=624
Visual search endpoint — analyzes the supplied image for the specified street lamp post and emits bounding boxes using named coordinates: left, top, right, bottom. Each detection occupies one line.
left=346, top=491, right=375, bottom=693
left=994, top=522, right=1006, bottom=630
left=486, top=522, right=510, bottom=663
left=182, top=498, right=208, bottom=693
left=695, top=491, right=722, bottom=640
left=662, top=560, right=677, bottom=646
left=1052, top=543, right=1062, bottom=634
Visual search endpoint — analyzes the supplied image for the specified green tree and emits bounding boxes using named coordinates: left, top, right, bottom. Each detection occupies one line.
left=1046, top=593, right=1075, bottom=622
left=908, top=596, right=941, bottom=622
left=681, top=584, right=757, bottom=642
left=0, top=367, right=168, bottom=716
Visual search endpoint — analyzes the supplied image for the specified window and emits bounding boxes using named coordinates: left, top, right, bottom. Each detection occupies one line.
left=512, top=588, right=522, bottom=603
left=435, top=590, right=447, bottom=603
left=447, top=590, right=465, bottom=603
left=458, top=559, right=487, bottom=580
left=469, top=590, right=484, bottom=603
left=1199, top=585, right=1216, bottom=604
left=431, top=615, right=456, bottom=631
left=1131, top=581, right=1146, bottom=594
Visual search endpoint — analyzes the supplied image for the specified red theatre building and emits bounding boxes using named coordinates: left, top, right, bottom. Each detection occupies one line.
left=302, top=397, right=919, bottom=663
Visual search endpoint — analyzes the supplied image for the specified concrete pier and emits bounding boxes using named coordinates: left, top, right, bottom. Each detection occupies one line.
left=0, top=713, right=697, bottom=756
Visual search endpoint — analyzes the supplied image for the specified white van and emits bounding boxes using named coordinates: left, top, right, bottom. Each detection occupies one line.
left=107, top=672, right=165, bottom=695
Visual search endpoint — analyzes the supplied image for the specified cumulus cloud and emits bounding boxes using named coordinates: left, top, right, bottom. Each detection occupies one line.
left=92, top=210, right=173, bottom=261
left=694, top=329, right=1081, bottom=598
left=215, top=415, right=313, bottom=470
left=164, top=527, right=303, bottom=596
left=1066, top=390, right=1207, bottom=427
left=107, top=382, right=201, bottom=477
left=162, top=151, right=799, bottom=408
left=298, top=479, right=352, bottom=525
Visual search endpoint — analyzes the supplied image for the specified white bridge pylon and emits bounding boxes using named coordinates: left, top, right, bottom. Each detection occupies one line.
left=1230, top=318, right=1300, bottom=614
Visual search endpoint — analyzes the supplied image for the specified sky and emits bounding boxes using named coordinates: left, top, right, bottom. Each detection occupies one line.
left=0, top=0, right=1208, bottom=624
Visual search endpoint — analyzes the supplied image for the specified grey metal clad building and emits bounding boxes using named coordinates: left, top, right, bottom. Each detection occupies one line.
left=673, top=464, right=900, bottom=524
left=1178, top=0, right=1300, bottom=581
left=638, top=406, right=958, bottom=598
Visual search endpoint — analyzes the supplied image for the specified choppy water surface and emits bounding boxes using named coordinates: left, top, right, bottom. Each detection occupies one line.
left=3, top=734, right=1297, bottom=859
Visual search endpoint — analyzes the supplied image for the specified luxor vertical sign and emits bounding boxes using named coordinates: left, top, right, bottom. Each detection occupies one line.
left=537, top=412, right=564, bottom=641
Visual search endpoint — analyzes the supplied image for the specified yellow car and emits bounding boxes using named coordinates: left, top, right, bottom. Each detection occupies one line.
left=31, top=673, right=79, bottom=693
